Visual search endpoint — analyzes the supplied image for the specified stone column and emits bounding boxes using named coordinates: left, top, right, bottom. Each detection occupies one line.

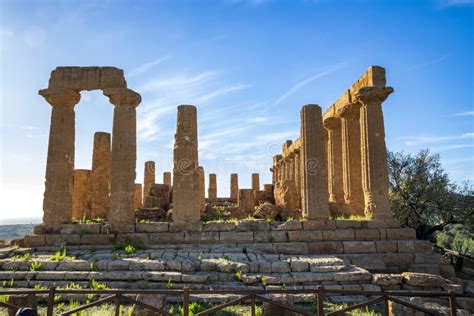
left=143, top=161, right=155, bottom=203
left=355, top=86, right=394, bottom=220
left=172, top=105, right=201, bottom=222
left=238, top=189, right=254, bottom=216
left=294, top=150, right=301, bottom=197
left=134, top=183, right=143, bottom=210
left=251, top=173, right=260, bottom=192
left=263, top=184, right=274, bottom=203
left=103, top=88, right=141, bottom=224
left=208, top=173, right=217, bottom=202
left=230, top=173, right=239, bottom=200
left=324, top=117, right=344, bottom=209
left=163, top=172, right=172, bottom=187
left=72, top=169, right=91, bottom=219
left=198, top=166, right=206, bottom=213
left=89, top=132, right=111, bottom=219
left=39, top=88, right=80, bottom=225
left=300, top=104, right=329, bottom=219
left=340, top=105, right=365, bottom=215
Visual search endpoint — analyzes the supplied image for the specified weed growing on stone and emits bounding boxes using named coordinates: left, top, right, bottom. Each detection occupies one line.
left=261, top=276, right=267, bottom=286
left=29, top=261, right=42, bottom=271
left=91, top=279, right=108, bottom=290
left=12, top=252, right=30, bottom=261
left=124, top=244, right=136, bottom=255
left=166, top=277, right=173, bottom=289
left=235, top=270, right=242, bottom=281
left=2, top=279, right=14, bottom=288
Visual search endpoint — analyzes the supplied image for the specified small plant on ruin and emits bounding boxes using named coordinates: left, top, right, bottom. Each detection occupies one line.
left=282, top=283, right=288, bottom=290
left=91, top=279, right=108, bottom=290
left=0, top=295, right=10, bottom=304
left=286, top=216, right=294, bottom=222
left=89, top=261, right=98, bottom=271
left=124, top=244, right=136, bottom=255
left=111, top=252, right=120, bottom=260
left=29, top=261, right=42, bottom=271
left=34, top=284, right=47, bottom=290
left=166, top=277, right=173, bottom=289
left=261, top=276, right=267, bottom=286
left=229, top=217, right=239, bottom=224
left=286, top=257, right=292, bottom=263
left=2, top=279, right=14, bottom=288
left=221, top=255, right=229, bottom=261
left=197, top=252, right=203, bottom=261
left=79, top=227, right=86, bottom=238
left=12, top=252, right=30, bottom=261
left=49, top=248, right=69, bottom=261
left=63, top=282, right=82, bottom=290
left=234, top=270, right=242, bottom=281
left=266, top=218, right=274, bottom=224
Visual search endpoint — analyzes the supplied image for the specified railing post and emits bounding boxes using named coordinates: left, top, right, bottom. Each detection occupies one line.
left=46, top=286, right=55, bottom=316
left=384, top=295, right=390, bottom=316
left=449, top=291, right=457, bottom=316
left=183, top=287, right=190, bottom=316
left=317, top=286, right=324, bottom=316
left=115, top=294, right=121, bottom=316
left=251, top=293, right=256, bottom=316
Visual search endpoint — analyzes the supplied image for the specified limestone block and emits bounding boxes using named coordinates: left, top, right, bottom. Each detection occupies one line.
left=288, top=230, right=322, bottom=242
left=290, top=260, right=309, bottom=272
left=386, top=228, right=416, bottom=240
left=220, top=231, right=254, bottom=243
left=401, top=272, right=447, bottom=287
left=335, top=220, right=367, bottom=229
left=343, top=241, right=376, bottom=253
left=208, top=173, right=217, bottom=202
left=134, top=183, right=142, bottom=210
left=202, top=222, right=236, bottom=232
left=254, top=231, right=288, bottom=242
left=354, top=229, right=380, bottom=240
left=273, top=242, right=308, bottom=255
left=397, top=241, right=415, bottom=253
left=135, top=222, right=169, bottom=233
left=238, top=189, right=255, bottom=216
left=48, top=66, right=126, bottom=90
left=375, top=241, right=398, bottom=253
left=271, top=220, right=303, bottom=231
left=302, top=219, right=335, bottom=230
left=143, top=161, right=156, bottom=203
left=322, top=229, right=355, bottom=241
left=308, top=242, right=344, bottom=254
left=235, top=219, right=269, bottom=232
left=230, top=173, right=239, bottom=200
left=72, top=169, right=91, bottom=219
left=271, top=261, right=291, bottom=273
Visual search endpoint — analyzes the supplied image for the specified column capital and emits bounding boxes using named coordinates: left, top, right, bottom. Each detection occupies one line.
left=323, top=116, right=341, bottom=130
left=339, top=103, right=361, bottom=120
left=103, top=88, right=141, bottom=108
left=39, top=88, right=81, bottom=108
left=355, top=86, right=394, bottom=105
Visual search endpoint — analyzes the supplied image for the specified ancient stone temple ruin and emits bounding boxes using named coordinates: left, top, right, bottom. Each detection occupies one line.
left=9, top=65, right=471, bottom=314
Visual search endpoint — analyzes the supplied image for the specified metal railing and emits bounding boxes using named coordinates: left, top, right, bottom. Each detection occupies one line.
left=0, top=287, right=472, bottom=315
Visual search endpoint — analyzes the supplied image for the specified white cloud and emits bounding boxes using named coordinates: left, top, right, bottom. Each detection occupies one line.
left=402, top=55, right=448, bottom=73
left=452, top=111, right=474, bottom=117
left=128, top=54, right=171, bottom=77
left=404, top=133, right=474, bottom=146
left=274, top=62, right=347, bottom=106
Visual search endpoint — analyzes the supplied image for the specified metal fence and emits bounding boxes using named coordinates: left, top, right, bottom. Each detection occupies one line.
left=0, top=287, right=472, bottom=316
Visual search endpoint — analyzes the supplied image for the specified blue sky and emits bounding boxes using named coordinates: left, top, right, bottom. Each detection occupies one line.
left=0, top=0, right=472, bottom=223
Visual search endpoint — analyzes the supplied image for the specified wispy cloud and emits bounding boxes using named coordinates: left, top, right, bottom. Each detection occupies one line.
left=404, top=133, right=474, bottom=146
left=452, top=111, right=474, bottom=117
left=274, top=62, right=346, bottom=106
left=128, top=54, right=171, bottom=77
left=402, top=55, right=448, bottom=72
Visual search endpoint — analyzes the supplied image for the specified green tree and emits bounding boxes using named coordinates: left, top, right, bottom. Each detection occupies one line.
left=388, top=149, right=473, bottom=239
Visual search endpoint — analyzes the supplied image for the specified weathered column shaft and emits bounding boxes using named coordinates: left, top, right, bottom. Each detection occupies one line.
left=134, top=183, right=143, bottom=210
left=89, top=132, right=111, bottom=219
left=325, top=118, right=344, bottom=205
left=238, top=189, right=254, bottom=215
left=356, top=87, right=393, bottom=220
left=143, top=161, right=155, bottom=203
left=208, top=173, right=217, bottom=202
left=251, top=173, right=260, bottom=192
left=72, top=169, right=91, bottom=219
left=341, top=108, right=364, bottom=215
left=163, top=172, right=172, bottom=187
left=40, top=88, right=80, bottom=225
left=104, top=88, right=141, bottom=223
left=300, top=104, right=329, bottom=219
left=230, top=173, right=239, bottom=200
left=172, top=105, right=201, bottom=222
left=198, top=167, right=205, bottom=213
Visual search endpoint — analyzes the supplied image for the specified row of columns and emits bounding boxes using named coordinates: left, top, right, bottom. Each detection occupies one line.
left=40, top=87, right=140, bottom=226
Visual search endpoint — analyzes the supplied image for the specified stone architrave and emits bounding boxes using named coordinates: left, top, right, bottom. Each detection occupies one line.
left=172, top=105, right=201, bottom=222
left=340, top=105, right=365, bottom=215
left=163, top=172, right=172, bottom=187
left=198, top=166, right=206, bottom=213
left=103, top=88, right=141, bottom=223
left=72, top=169, right=91, bottom=219
left=208, top=173, right=217, bottom=202
left=230, top=173, right=239, bottom=200
left=134, top=183, right=143, bottom=210
left=324, top=117, right=344, bottom=211
left=89, top=132, right=111, bottom=219
left=238, top=189, right=255, bottom=216
left=300, top=104, right=329, bottom=219
left=39, top=88, right=81, bottom=225
left=143, top=161, right=155, bottom=203
left=355, top=86, right=394, bottom=220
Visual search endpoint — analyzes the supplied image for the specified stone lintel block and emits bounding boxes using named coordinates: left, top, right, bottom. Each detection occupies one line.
left=115, top=233, right=149, bottom=245
left=23, top=235, right=46, bottom=247
left=184, top=232, right=220, bottom=243
left=235, top=220, right=269, bottom=232
left=273, top=242, right=308, bottom=255
left=334, top=220, right=368, bottom=229
left=219, top=231, right=254, bottom=243
left=80, top=234, right=116, bottom=245
left=202, top=222, right=236, bottom=232
left=136, top=222, right=170, bottom=233
left=170, top=221, right=202, bottom=232
left=386, top=228, right=416, bottom=240
left=322, top=229, right=355, bottom=241
left=413, top=240, right=433, bottom=252
left=149, top=232, right=185, bottom=243
left=354, top=229, right=380, bottom=240
left=254, top=231, right=288, bottom=243
left=271, top=220, right=303, bottom=231
left=375, top=241, right=398, bottom=253
left=302, top=220, right=336, bottom=230
left=33, top=224, right=62, bottom=235
left=308, top=241, right=344, bottom=254
left=343, top=241, right=376, bottom=253
left=288, top=230, right=323, bottom=242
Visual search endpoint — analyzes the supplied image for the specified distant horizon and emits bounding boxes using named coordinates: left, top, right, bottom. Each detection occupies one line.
left=0, top=217, right=42, bottom=226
